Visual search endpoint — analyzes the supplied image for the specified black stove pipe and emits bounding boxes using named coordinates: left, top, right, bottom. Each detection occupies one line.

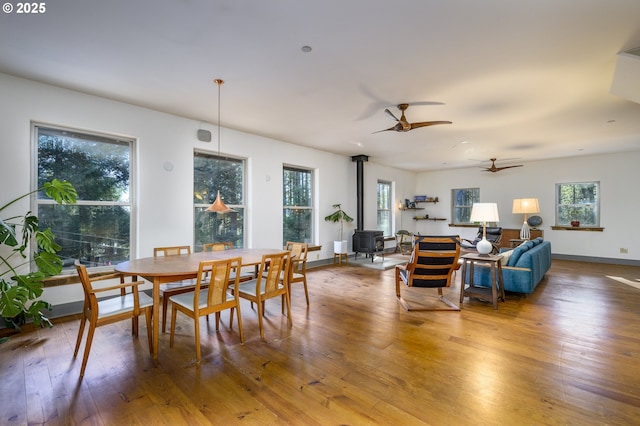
left=351, top=155, right=369, bottom=231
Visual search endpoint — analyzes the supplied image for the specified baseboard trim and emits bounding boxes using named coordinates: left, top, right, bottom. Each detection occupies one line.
left=552, top=253, right=640, bottom=266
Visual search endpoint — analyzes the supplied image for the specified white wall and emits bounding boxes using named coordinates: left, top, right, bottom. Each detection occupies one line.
left=0, top=73, right=416, bottom=306
left=415, top=153, right=640, bottom=261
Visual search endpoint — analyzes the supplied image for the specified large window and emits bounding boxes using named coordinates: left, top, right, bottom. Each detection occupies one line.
left=35, top=125, right=133, bottom=271
left=283, top=166, right=313, bottom=245
left=194, top=151, right=245, bottom=250
left=377, top=180, right=392, bottom=236
left=452, top=188, right=480, bottom=225
left=556, top=182, right=600, bottom=226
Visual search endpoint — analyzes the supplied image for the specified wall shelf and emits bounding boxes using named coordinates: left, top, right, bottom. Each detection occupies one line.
left=413, top=217, right=447, bottom=221
left=400, top=207, right=424, bottom=211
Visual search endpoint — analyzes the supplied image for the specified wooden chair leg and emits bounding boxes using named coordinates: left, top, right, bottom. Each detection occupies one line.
left=257, top=297, right=265, bottom=340
left=162, top=295, right=169, bottom=333
left=79, top=323, right=96, bottom=378
left=169, top=304, right=178, bottom=348
left=302, top=279, right=310, bottom=305
left=194, top=317, right=201, bottom=363
left=285, top=291, right=292, bottom=327
left=145, top=309, right=153, bottom=354
left=235, top=306, right=244, bottom=344
left=74, top=316, right=86, bottom=358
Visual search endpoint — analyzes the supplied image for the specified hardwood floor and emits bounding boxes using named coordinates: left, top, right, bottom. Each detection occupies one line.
left=2, top=258, right=640, bottom=425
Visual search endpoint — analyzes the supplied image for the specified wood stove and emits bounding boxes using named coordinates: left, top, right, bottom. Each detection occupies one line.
left=352, top=230, right=384, bottom=261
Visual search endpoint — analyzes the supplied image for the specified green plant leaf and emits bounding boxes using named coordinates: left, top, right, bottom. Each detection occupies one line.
left=13, top=272, right=45, bottom=299
left=35, top=228, right=61, bottom=254
left=0, top=219, right=18, bottom=247
left=34, top=252, right=63, bottom=277
left=25, top=300, right=52, bottom=328
left=0, top=281, right=28, bottom=319
left=42, top=179, right=77, bottom=204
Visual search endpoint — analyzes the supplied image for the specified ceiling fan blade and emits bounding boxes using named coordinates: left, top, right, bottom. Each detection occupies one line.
left=496, top=164, right=523, bottom=171
left=409, top=121, right=452, bottom=130
left=384, top=108, right=399, bottom=122
left=482, top=164, right=524, bottom=172
left=372, top=122, right=405, bottom=133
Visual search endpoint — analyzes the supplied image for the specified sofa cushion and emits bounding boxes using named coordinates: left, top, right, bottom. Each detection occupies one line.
left=499, top=249, right=514, bottom=265
left=507, top=244, right=529, bottom=266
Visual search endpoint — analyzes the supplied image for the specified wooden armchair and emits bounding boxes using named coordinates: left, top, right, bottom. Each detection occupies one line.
left=285, top=241, right=310, bottom=305
left=74, top=262, right=153, bottom=377
left=395, top=230, right=413, bottom=255
left=395, top=235, right=461, bottom=311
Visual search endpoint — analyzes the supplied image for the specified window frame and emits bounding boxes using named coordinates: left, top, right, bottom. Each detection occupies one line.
left=282, top=165, right=314, bottom=245
left=193, top=150, right=246, bottom=251
left=377, top=180, right=392, bottom=237
left=451, top=187, right=480, bottom=225
left=32, top=123, right=135, bottom=274
left=555, top=181, right=600, bottom=227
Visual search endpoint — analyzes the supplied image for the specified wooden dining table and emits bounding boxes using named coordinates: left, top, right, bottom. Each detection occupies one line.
left=114, top=248, right=285, bottom=359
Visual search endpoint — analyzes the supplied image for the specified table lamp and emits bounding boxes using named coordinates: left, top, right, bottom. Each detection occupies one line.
left=512, top=198, right=540, bottom=240
left=470, top=203, right=500, bottom=255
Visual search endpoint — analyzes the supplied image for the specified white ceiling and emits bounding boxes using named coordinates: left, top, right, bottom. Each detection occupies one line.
left=2, top=0, right=640, bottom=172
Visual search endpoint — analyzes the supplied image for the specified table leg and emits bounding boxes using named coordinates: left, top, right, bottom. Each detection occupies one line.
left=497, top=261, right=505, bottom=302
left=459, top=259, right=468, bottom=304
left=490, top=264, right=498, bottom=309
left=152, top=277, right=160, bottom=359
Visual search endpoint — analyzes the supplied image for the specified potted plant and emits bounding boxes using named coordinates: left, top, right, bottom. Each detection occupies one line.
left=0, top=179, right=77, bottom=336
left=324, top=203, right=354, bottom=254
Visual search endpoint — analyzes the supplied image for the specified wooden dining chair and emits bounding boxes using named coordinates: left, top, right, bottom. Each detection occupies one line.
left=203, top=241, right=234, bottom=251
left=235, top=251, right=292, bottom=339
left=74, top=262, right=153, bottom=377
left=203, top=241, right=253, bottom=284
left=285, top=241, right=310, bottom=305
left=155, top=245, right=194, bottom=333
left=169, top=257, right=244, bottom=363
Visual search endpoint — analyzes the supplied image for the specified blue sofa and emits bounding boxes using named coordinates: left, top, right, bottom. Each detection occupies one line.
left=465, top=237, right=551, bottom=294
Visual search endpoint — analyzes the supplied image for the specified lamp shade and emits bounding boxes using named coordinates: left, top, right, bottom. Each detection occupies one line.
left=470, top=203, right=500, bottom=223
left=206, top=190, right=234, bottom=213
left=512, top=198, right=540, bottom=214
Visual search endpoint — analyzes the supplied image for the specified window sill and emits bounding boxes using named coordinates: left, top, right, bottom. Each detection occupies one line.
left=43, top=267, right=116, bottom=287
left=551, top=226, right=604, bottom=232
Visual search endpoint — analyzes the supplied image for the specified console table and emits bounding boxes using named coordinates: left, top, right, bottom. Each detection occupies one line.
left=499, top=228, right=543, bottom=248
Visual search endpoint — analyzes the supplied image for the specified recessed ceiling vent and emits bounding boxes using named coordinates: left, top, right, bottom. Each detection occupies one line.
left=610, top=47, right=640, bottom=104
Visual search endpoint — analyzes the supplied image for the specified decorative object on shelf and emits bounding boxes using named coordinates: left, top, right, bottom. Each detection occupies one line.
left=470, top=202, right=500, bottom=255
left=324, top=203, right=354, bottom=253
left=527, top=215, right=542, bottom=228
left=570, top=220, right=580, bottom=227
left=414, top=196, right=439, bottom=203
left=512, top=198, right=540, bottom=240
left=206, top=78, right=234, bottom=213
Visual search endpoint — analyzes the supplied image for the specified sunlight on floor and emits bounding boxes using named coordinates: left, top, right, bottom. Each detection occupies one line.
left=606, top=276, right=640, bottom=290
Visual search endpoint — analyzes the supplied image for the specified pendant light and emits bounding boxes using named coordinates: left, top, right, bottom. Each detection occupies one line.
left=206, top=78, right=234, bottom=213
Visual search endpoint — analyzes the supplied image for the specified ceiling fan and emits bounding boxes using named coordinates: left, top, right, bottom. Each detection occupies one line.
left=482, top=158, right=524, bottom=173
left=374, top=103, right=452, bottom=133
